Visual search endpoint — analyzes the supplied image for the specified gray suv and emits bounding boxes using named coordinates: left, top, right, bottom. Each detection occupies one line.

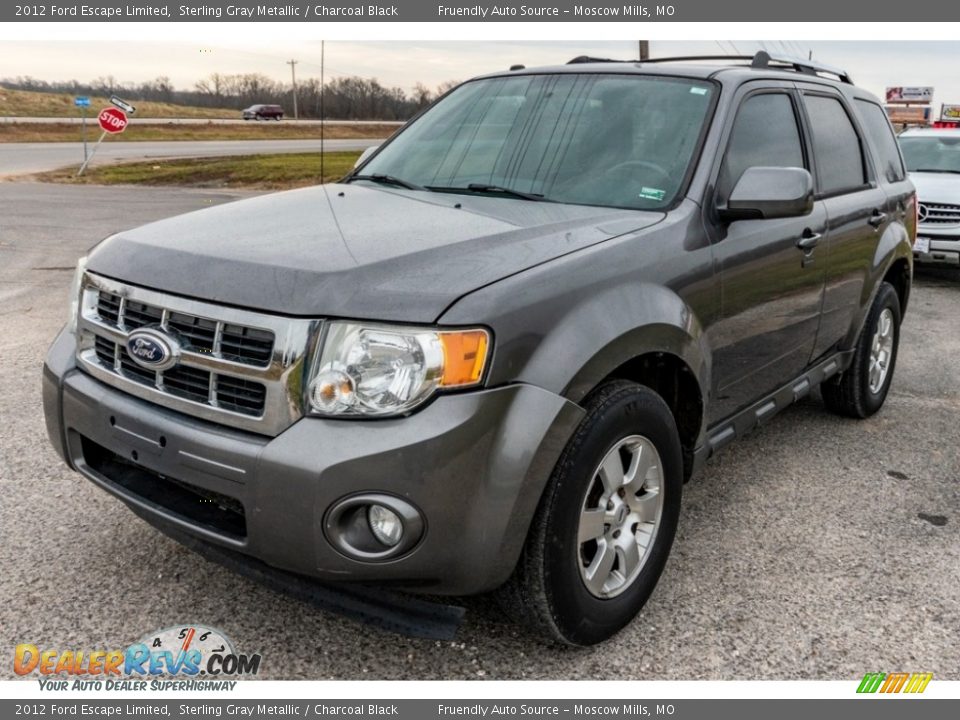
left=43, top=52, right=916, bottom=645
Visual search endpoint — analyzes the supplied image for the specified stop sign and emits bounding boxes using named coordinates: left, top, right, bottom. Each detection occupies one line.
left=98, top=107, right=128, bottom=134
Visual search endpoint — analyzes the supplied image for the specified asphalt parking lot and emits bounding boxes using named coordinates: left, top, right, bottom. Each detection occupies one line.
left=1, top=182, right=957, bottom=680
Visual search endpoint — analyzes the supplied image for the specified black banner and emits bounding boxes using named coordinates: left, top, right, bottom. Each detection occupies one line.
left=1, top=700, right=958, bottom=720
left=5, top=0, right=958, bottom=22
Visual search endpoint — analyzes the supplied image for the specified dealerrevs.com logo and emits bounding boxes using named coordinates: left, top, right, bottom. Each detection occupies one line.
left=856, top=672, right=933, bottom=694
left=15, top=625, right=261, bottom=691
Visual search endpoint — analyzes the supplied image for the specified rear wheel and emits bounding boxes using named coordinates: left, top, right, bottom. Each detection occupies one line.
left=822, top=281, right=901, bottom=418
left=498, top=380, right=683, bottom=645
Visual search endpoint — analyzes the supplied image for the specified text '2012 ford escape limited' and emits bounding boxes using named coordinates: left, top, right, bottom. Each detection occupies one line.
left=43, top=52, right=916, bottom=646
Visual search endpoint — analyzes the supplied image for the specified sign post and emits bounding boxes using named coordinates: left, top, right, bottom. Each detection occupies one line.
left=74, top=96, right=90, bottom=163
left=77, top=106, right=129, bottom=176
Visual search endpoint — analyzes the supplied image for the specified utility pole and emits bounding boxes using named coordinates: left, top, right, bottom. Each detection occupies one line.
left=638, top=41, right=650, bottom=61
left=286, top=59, right=299, bottom=120
left=320, top=41, right=325, bottom=181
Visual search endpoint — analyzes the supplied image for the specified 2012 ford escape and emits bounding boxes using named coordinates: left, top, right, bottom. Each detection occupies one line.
left=43, top=52, right=916, bottom=645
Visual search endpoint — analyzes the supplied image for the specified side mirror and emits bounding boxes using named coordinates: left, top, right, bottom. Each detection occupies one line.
left=353, top=145, right=380, bottom=169
left=720, top=166, right=814, bottom=221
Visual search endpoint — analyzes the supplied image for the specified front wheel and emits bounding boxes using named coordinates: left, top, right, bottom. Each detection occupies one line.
left=822, top=281, right=902, bottom=418
left=498, top=380, right=683, bottom=646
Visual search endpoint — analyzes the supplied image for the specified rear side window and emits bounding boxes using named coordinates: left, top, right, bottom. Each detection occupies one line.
left=854, top=99, right=906, bottom=183
left=803, top=95, right=867, bottom=195
left=717, top=93, right=805, bottom=204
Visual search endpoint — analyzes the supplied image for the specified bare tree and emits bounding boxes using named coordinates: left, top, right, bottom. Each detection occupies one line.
left=1, top=72, right=447, bottom=120
left=412, top=83, right=433, bottom=109
left=435, top=80, right=461, bottom=97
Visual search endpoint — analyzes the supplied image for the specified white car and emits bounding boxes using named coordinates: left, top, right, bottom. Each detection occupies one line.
left=900, top=128, right=960, bottom=267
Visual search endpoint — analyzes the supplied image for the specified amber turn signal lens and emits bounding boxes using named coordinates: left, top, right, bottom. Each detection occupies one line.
left=439, top=330, right=490, bottom=387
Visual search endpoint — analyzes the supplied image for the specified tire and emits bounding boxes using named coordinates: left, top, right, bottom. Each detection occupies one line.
left=822, top=281, right=901, bottom=418
left=497, top=380, right=683, bottom=646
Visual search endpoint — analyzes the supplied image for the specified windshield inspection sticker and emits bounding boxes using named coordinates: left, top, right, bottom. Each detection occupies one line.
left=639, top=187, right=667, bottom=201
left=690, top=87, right=709, bottom=95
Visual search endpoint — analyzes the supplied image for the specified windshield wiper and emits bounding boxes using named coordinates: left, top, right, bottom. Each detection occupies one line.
left=428, top=183, right=547, bottom=201
left=345, top=174, right=427, bottom=191
left=912, top=168, right=960, bottom=175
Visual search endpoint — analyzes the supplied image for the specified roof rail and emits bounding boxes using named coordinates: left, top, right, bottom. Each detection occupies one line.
left=750, top=50, right=853, bottom=84
left=567, top=55, right=620, bottom=64
left=564, top=51, right=853, bottom=84
left=638, top=55, right=754, bottom=64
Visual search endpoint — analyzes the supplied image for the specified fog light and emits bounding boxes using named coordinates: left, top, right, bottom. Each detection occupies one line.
left=367, top=504, right=403, bottom=547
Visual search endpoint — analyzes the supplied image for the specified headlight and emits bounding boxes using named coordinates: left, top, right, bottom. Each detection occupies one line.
left=308, top=322, right=490, bottom=417
left=66, top=256, right=88, bottom=334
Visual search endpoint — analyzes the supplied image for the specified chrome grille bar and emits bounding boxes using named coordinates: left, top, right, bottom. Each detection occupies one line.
left=920, top=202, right=960, bottom=226
left=75, top=272, right=320, bottom=437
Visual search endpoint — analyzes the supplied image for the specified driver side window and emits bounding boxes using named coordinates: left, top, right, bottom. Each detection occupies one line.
left=718, top=92, right=806, bottom=206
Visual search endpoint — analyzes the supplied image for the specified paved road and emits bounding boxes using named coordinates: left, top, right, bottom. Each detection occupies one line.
left=2, top=117, right=404, bottom=126
left=0, top=182, right=957, bottom=680
left=0, top=138, right=383, bottom=176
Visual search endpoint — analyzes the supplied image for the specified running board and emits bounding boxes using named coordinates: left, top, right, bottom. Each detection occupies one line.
left=701, top=350, right=853, bottom=460
left=138, top=510, right=465, bottom=641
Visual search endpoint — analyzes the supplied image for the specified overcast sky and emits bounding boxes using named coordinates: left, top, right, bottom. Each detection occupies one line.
left=3, top=40, right=960, bottom=108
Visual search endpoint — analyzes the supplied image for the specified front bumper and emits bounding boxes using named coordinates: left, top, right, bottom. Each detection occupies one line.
left=43, top=328, right=583, bottom=595
left=915, top=228, right=960, bottom=267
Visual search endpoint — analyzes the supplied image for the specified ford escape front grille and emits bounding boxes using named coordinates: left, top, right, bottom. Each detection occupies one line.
left=76, top=273, right=319, bottom=436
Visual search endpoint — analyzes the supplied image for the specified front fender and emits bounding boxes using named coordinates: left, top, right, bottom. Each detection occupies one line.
left=441, top=247, right=715, bottom=448
left=544, top=284, right=709, bottom=407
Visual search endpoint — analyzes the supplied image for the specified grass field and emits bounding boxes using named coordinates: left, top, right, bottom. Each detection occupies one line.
left=0, top=121, right=398, bottom=143
left=35, top=152, right=364, bottom=189
left=0, top=87, right=239, bottom=119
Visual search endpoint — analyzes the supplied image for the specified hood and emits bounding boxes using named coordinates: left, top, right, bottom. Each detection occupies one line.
left=909, top=171, right=960, bottom=205
left=87, top=185, right=663, bottom=322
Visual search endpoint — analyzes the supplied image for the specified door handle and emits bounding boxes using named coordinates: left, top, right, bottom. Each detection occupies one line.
left=796, top=229, right=822, bottom=251
left=868, top=210, right=887, bottom=228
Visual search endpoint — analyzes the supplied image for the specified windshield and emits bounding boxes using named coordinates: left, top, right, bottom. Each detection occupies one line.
left=900, top=135, right=960, bottom=173
left=356, top=73, right=716, bottom=210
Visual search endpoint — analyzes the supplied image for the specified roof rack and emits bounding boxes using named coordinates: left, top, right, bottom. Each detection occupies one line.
left=565, top=50, right=853, bottom=85
left=749, top=50, right=853, bottom=84
left=567, top=55, right=620, bottom=64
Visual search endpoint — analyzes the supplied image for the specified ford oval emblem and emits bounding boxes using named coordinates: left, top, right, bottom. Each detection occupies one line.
left=126, top=329, right=180, bottom=372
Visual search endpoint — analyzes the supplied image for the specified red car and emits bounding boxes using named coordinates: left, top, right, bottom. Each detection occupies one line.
left=242, top=104, right=284, bottom=121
